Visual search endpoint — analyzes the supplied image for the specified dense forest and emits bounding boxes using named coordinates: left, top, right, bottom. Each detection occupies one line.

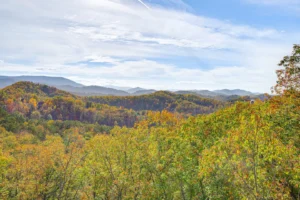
left=0, top=82, right=225, bottom=128
left=0, top=45, right=299, bottom=199
left=86, top=91, right=224, bottom=115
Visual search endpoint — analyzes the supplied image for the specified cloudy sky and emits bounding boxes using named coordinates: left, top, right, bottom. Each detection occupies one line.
left=0, top=0, right=299, bottom=92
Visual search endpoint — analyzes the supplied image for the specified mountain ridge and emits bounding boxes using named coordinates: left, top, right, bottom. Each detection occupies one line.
left=0, top=75, right=83, bottom=88
left=0, top=75, right=260, bottom=97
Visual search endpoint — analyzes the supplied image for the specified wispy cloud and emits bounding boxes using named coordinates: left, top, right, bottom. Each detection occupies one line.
left=137, top=0, right=151, bottom=10
left=144, top=0, right=192, bottom=11
left=1, top=59, right=277, bottom=91
left=0, top=0, right=297, bottom=92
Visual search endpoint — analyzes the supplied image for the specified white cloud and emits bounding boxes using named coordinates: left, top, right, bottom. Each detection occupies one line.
left=137, top=0, right=151, bottom=10
left=84, top=55, right=120, bottom=64
left=0, top=56, right=287, bottom=92
left=0, top=0, right=297, bottom=92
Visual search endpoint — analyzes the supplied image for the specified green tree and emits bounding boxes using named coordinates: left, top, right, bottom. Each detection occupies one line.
left=273, top=44, right=300, bottom=94
left=31, top=111, right=41, bottom=119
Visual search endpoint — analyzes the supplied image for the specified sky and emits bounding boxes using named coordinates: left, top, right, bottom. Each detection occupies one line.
left=0, top=0, right=299, bottom=92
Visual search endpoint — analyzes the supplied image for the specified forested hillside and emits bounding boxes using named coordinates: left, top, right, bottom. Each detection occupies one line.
left=0, top=88, right=299, bottom=199
left=0, top=45, right=299, bottom=199
left=0, top=76, right=259, bottom=97
left=0, top=82, right=139, bottom=127
left=0, top=82, right=224, bottom=128
left=0, top=76, right=83, bottom=88
left=87, top=91, right=224, bottom=115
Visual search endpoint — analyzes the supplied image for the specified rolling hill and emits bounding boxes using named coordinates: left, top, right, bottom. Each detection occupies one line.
left=86, top=90, right=225, bottom=114
left=56, top=85, right=129, bottom=96
left=0, top=75, right=83, bottom=88
left=214, top=89, right=255, bottom=96
left=0, top=75, right=260, bottom=98
left=0, top=82, right=227, bottom=127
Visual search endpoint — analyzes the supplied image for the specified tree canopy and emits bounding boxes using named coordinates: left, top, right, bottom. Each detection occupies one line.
left=273, top=44, right=300, bottom=94
left=0, top=45, right=299, bottom=199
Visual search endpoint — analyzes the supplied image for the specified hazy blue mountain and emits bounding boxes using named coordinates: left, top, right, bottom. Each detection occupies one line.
left=175, top=90, right=199, bottom=95
left=0, top=76, right=83, bottom=88
left=104, top=86, right=155, bottom=94
left=175, top=89, right=262, bottom=102
left=0, top=75, right=260, bottom=97
left=0, top=77, right=15, bottom=88
left=57, top=85, right=129, bottom=96
left=104, top=85, right=132, bottom=91
left=175, top=89, right=259, bottom=97
left=127, top=87, right=147, bottom=94
left=177, top=89, right=256, bottom=97
left=193, top=90, right=221, bottom=96
left=176, top=90, right=221, bottom=97
left=132, top=89, right=156, bottom=95
left=213, top=89, right=254, bottom=96
left=0, top=76, right=129, bottom=96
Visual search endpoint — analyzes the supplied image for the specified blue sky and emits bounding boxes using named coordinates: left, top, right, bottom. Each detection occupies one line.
left=0, top=0, right=299, bottom=92
left=186, top=0, right=300, bottom=29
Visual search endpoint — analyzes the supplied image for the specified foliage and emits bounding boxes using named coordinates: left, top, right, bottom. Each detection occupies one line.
left=86, top=91, right=224, bottom=115
left=0, top=82, right=224, bottom=128
left=0, top=91, right=299, bottom=199
left=273, top=44, right=300, bottom=94
left=0, top=46, right=299, bottom=199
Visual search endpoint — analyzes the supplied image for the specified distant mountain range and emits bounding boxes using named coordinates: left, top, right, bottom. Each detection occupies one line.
left=0, top=75, right=261, bottom=98
left=57, top=85, right=129, bottom=96
left=127, top=87, right=146, bottom=94
left=176, top=89, right=256, bottom=97
left=0, top=75, right=83, bottom=88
